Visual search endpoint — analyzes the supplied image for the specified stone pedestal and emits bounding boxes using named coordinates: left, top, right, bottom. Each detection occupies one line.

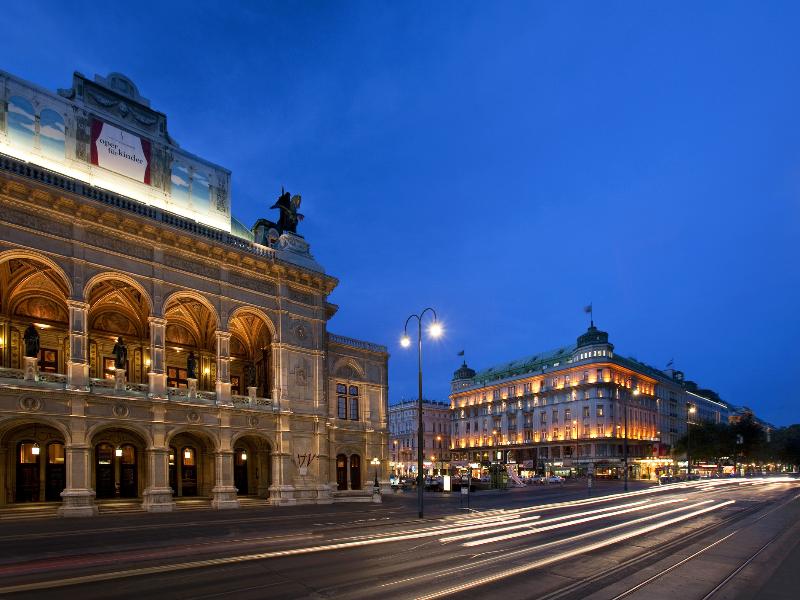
left=114, top=368, right=126, bottom=391
left=66, top=361, right=89, bottom=391
left=291, top=474, right=333, bottom=505
left=247, top=386, right=257, bottom=401
left=148, top=371, right=166, bottom=399
left=23, top=356, right=38, bottom=382
left=187, top=378, right=198, bottom=399
left=211, top=485, right=240, bottom=509
left=268, top=484, right=299, bottom=506
left=142, top=488, right=175, bottom=512
left=58, top=489, right=98, bottom=517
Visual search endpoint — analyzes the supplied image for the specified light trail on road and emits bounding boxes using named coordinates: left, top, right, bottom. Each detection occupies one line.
left=417, top=500, right=736, bottom=599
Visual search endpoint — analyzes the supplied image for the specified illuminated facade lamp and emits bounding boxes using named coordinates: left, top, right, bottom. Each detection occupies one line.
left=240, top=451, right=247, bottom=461
left=31, top=442, right=40, bottom=456
left=184, top=449, right=192, bottom=460
left=203, top=367, right=210, bottom=376
left=115, top=446, right=123, bottom=457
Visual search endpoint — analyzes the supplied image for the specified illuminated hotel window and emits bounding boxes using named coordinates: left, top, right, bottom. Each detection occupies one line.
left=597, top=406, right=604, bottom=417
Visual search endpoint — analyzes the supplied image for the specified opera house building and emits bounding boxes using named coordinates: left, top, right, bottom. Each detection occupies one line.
left=0, top=69, right=388, bottom=516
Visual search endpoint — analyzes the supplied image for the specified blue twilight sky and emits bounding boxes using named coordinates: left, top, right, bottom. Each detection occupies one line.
left=4, top=2, right=799, bottom=425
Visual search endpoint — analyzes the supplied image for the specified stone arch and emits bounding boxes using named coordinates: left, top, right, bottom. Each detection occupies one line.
left=332, top=357, right=366, bottom=380
left=164, top=426, right=219, bottom=451
left=162, top=290, right=219, bottom=325
left=227, top=306, right=275, bottom=397
left=229, top=431, right=274, bottom=497
left=88, top=423, right=150, bottom=500
left=0, top=249, right=73, bottom=298
left=230, top=429, right=277, bottom=451
left=164, top=426, right=218, bottom=498
left=225, top=305, right=276, bottom=338
left=83, top=272, right=153, bottom=316
left=0, top=416, right=70, bottom=504
left=0, top=415, right=71, bottom=446
left=85, top=421, right=154, bottom=448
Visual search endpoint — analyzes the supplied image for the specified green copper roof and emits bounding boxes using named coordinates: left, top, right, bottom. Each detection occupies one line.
left=471, top=345, right=577, bottom=383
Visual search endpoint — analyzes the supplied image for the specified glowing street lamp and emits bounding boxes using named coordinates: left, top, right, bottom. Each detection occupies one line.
left=401, top=307, right=442, bottom=519
left=687, top=404, right=696, bottom=480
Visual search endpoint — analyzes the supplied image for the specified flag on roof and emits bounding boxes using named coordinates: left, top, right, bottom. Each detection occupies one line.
left=457, top=350, right=465, bottom=356
left=584, top=303, right=592, bottom=313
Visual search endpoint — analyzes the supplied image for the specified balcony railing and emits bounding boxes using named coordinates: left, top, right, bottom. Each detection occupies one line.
left=231, top=395, right=273, bottom=410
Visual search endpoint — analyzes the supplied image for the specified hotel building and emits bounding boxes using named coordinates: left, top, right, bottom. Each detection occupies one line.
left=450, top=323, right=729, bottom=480
left=0, top=68, right=388, bottom=515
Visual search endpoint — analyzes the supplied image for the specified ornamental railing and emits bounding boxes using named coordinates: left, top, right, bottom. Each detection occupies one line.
left=327, top=333, right=388, bottom=354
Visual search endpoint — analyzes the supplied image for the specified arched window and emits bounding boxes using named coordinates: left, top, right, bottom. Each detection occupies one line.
left=39, top=108, right=65, bottom=160
left=8, top=96, right=35, bottom=147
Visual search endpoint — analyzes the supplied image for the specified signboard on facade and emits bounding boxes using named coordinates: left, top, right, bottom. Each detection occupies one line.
left=90, top=119, right=151, bottom=184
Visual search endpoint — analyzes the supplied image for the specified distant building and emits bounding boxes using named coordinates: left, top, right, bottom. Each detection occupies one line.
left=449, top=323, right=739, bottom=481
left=388, top=399, right=451, bottom=476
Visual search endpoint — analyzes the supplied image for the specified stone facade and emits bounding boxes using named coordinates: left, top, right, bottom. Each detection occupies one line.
left=388, top=399, right=451, bottom=476
left=0, top=69, right=388, bottom=515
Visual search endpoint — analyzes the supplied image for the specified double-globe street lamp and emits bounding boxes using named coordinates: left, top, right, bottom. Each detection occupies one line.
left=400, top=307, right=442, bottom=519
left=687, top=404, right=696, bottom=480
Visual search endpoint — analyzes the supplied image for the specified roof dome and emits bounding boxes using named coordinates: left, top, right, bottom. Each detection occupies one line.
left=576, top=324, right=611, bottom=348
left=452, top=361, right=476, bottom=381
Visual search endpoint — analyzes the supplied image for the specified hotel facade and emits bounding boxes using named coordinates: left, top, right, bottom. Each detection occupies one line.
left=0, top=69, right=388, bottom=515
left=450, top=323, right=730, bottom=480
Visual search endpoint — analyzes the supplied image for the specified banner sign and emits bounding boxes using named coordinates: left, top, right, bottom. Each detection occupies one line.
left=90, top=119, right=151, bottom=184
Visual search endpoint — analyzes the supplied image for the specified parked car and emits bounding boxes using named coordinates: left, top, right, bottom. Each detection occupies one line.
left=547, top=475, right=564, bottom=484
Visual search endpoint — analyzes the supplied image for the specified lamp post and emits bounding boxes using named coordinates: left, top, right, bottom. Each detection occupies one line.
left=371, top=457, right=380, bottom=488
left=624, top=387, right=638, bottom=492
left=392, top=440, right=398, bottom=478
left=401, top=308, right=442, bottom=520
left=436, top=435, right=442, bottom=475
left=687, top=404, right=696, bottom=480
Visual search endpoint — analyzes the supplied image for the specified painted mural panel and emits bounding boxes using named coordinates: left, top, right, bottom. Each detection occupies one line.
left=7, top=96, right=35, bottom=147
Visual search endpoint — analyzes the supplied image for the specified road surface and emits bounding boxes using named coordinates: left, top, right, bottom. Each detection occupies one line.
left=0, top=478, right=797, bottom=599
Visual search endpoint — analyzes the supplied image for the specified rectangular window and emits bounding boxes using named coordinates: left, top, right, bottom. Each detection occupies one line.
left=597, top=405, right=604, bottom=417
left=349, top=397, right=359, bottom=420
left=583, top=406, right=590, bottom=418
left=337, top=396, right=347, bottom=419
left=552, top=410, right=559, bottom=424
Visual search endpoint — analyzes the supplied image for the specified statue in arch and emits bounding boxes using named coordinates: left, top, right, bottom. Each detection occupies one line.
left=23, top=324, right=40, bottom=358
left=187, top=351, right=197, bottom=379
left=243, top=362, right=256, bottom=388
left=112, top=336, right=128, bottom=369
left=270, top=188, right=304, bottom=234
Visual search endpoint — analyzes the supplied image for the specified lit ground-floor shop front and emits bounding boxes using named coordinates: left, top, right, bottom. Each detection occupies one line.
left=451, top=439, right=663, bottom=481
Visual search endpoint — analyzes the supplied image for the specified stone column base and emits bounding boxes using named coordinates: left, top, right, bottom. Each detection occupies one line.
left=211, top=485, right=240, bottom=509
left=58, top=489, right=98, bottom=517
left=268, top=484, right=298, bottom=506
left=142, top=487, right=175, bottom=512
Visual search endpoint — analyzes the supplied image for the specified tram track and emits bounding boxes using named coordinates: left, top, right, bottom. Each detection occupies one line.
left=538, top=488, right=799, bottom=600
left=532, top=498, right=768, bottom=600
